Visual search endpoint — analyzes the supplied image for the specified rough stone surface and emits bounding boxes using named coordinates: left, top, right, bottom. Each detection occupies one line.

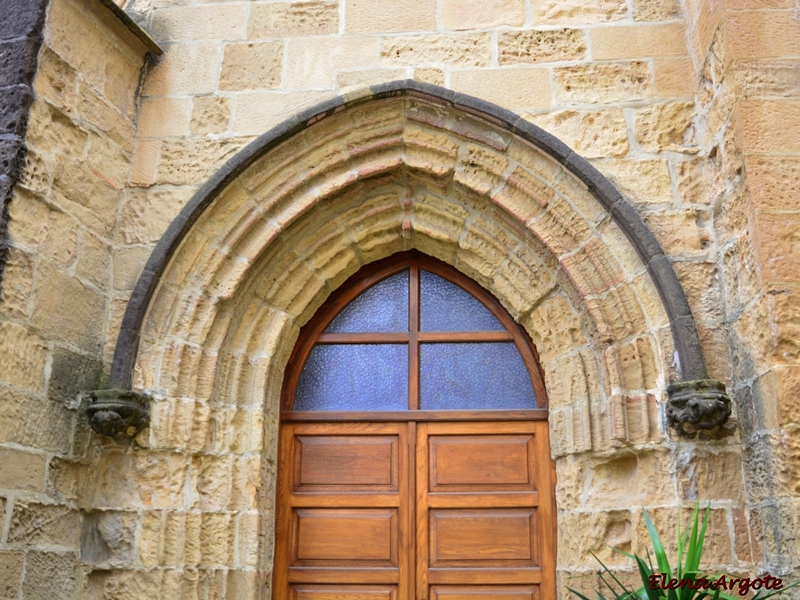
left=498, top=29, right=587, bottom=64
left=249, top=1, right=338, bottom=38
left=0, top=550, right=24, bottom=599
left=0, top=447, right=46, bottom=493
left=22, top=551, right=79, bottom=600
left=527, top=109, right=629, bottom=158
left=219, top=41, right=283, bottom=91
left=554, top=62, right=654, bottom=104
left=532, top=0, right=627, bottom=24
left=8, top=502, right=81, bottom=547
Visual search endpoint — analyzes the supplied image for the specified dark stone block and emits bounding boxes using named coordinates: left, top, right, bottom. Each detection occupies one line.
left=0, top=0, right=48, bottom=42
left=667, top=379, right=731, bottom=433
left=0, top=84, right=33, bottom=136
left=48, top=347, right=105, bottom=406
left=0, top=136, right=24, bottom=177
left=0, top=37, right=41, bottom=87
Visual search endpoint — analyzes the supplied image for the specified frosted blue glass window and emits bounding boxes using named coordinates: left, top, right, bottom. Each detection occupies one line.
left=294, top=344, right=408, bottom=411
left=420, top=270, right=503, bottom=331
left=325, top=271, right=408, bottom=333
left=420, top=343, right=536, bottom=410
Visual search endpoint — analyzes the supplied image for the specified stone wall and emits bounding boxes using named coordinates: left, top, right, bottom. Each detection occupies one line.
left=0, top=0, right=151, bottom=596
left=0, top=0, right=797, bottom=598
left=682, top=0, right=800, bottom=582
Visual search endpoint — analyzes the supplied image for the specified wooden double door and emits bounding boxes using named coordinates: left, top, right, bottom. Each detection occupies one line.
left=273, top=418, right=555, bottom=600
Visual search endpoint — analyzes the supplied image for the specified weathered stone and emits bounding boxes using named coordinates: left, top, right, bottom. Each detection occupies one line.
left=22, top=551, right=79, bottom=600
left=678, top=449, right=743, bottom=501
left=594, top=159, right=672, bottom=205
left=0, top=320, right=48, bottom=392
left=200, top=512, right=233, bottom=566
left=498, top=29, right=586, bottom=64
left=77, top=82, right=136, bottom=153
left=0, top=447, right=46, bottom=493
left=32, top=47, right=78, bottom=116
left=0, top=550, right=24, bottom=599
left=0, top=386, right=74, bottom=453
left=554, top=62, right=653, bottom=104
left=559, top=509, right=632, bottom=566
left=52, top=156, right=119, bottom=236
left=591, top=23, right=688, bottom=59
left=190, top=95, right=230, bottom=136
left=584, top=450, right=675, bottom=508
left=443, top=0, right=525, bottom=29
left=157, top=138, right=246, bottom=186
left=113, top=245, right=152, bottom=291
left=138, top=95, right=191, bottom=138
left=383, top=34, right=493, bottom=67
left=249, top=1, right=338, bottom=37
left=150, top=4, right=247, bottom=42
left=451, top=67, right=551, bottom=110
left=532, top=0, right=627, bottom=24
left=747, top=155, right=800, bottom=212
left=635, top=101, right=698, bottom=153
left=673, top=261, right=724, bottom=325
left=337, top=68, right=409, bottom=91
left=413, top=67, right=445, bottom=86
left=345, top=0, right=435, bottom=32
left=30, top=262, right=105, bottom=351
left=641, top=208, right=712, bottom=255
left=66, top=227, right=105, bottom=288
left=676, top=156, right=722, bottom=206
left=220, top=41, right=283, bottom=91
left=25, top=100, right=88, bottom=160
left=80, top=511, right=137, bottom=567
left=142, top=42, right=220, bottom=95
left=118, top=186, right=191, bottom=245
left=633, top=0, right=680, bottom=21
left=0, top=247, right=34, bottom=318
left=17, top=147, right=53, bottom=195
left=527, top=109, right=629, bottom=158
left=8, top=189, right=79, bottom=268
left=525, top=294, right=585, bottom=362
left=286, top=36, right=379, bottom=88
left=8, top=502, right=80, bottom=547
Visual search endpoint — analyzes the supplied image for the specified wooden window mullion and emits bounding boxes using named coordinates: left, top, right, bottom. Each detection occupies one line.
left=409, top=263, right=420, bottom=410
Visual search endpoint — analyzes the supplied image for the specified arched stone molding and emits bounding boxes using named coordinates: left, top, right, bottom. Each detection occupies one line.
left=88, top=81, right=733, bottom=593
left=102, top=81, right=734, bottom=447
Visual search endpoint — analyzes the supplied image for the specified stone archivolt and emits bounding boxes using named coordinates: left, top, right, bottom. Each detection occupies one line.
left=131, top=91, right=671, bottom=460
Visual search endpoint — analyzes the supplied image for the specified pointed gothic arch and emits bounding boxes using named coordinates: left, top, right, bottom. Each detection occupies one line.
left=91, top=80, right=732, bottom=595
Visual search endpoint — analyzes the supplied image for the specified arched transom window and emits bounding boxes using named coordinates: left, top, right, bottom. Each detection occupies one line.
left=282, top=252, right=548, bottom=414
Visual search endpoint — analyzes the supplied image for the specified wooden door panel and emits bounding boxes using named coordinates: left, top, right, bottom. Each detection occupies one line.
left=292, top=508, right=399, bottom=566
left=417, top=421, right=555, bottom=600
left=290, top=584, right=398, bottom=599
left=429, top=586, right=539, bottom=599
left=429, top=435, right=535, bottom=491
left=429, top=509, right=538, bottom=567
left=289, top=584, right=396, bottom=600
left=276, top=420, right=554, bottom=600
left=294, top=435, right=398, bottom=492
left=274, top=422, right=411, bottom=600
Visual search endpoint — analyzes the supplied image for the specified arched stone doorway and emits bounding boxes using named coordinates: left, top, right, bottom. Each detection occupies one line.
left=97, top=81, right=727, bottom=597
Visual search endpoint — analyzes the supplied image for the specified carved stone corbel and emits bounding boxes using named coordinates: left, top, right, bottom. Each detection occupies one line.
left=666, top=379, right=732, bottom=434
left=86, top=389, right=151, bottom=440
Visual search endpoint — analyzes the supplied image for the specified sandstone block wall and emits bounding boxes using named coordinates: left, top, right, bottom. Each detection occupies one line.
left=0, top=0, right=151, bottom=596
left=681, top=0, right=800, bottom=578
left=0, top=0, right=797, bottom=597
